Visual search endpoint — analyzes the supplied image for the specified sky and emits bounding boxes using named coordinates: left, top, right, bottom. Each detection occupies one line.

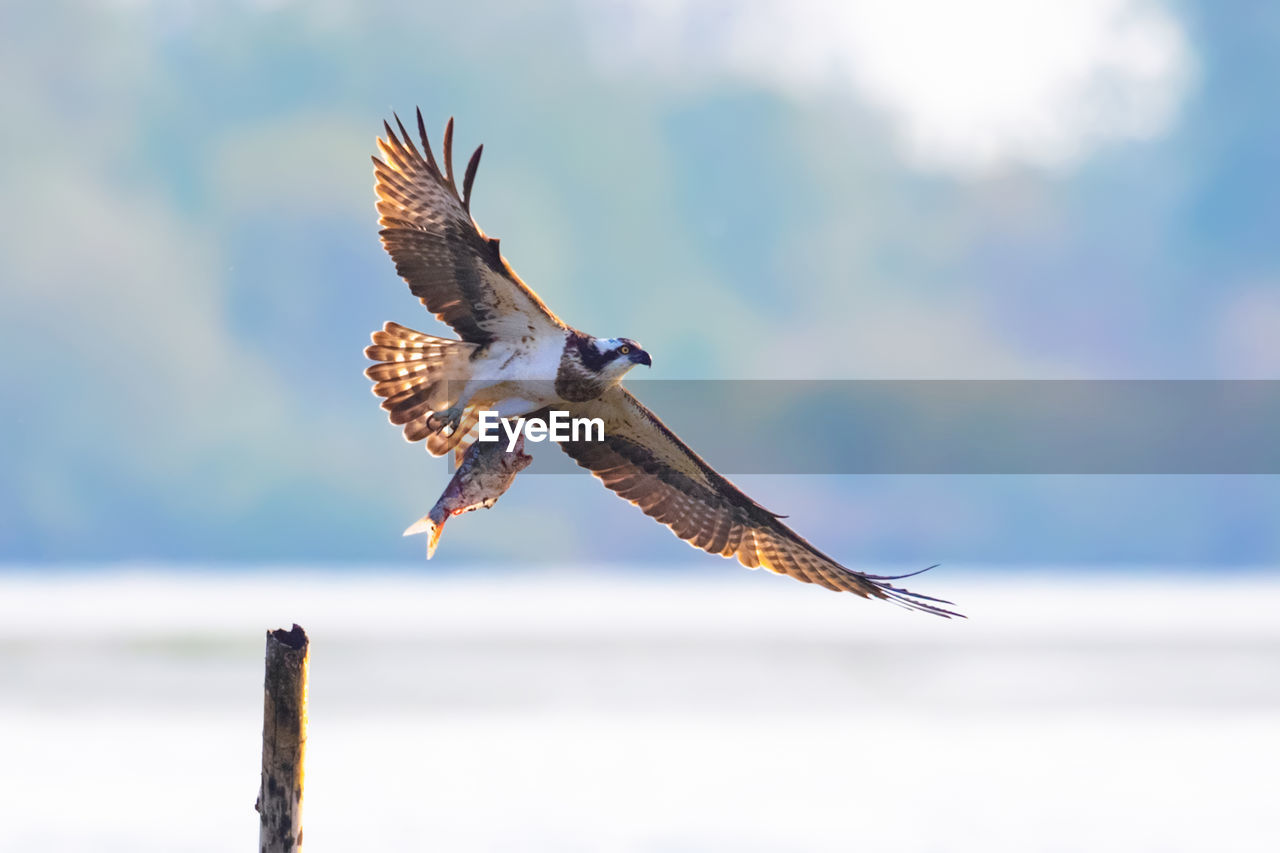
left=2, top=0, right=1278, bottom=567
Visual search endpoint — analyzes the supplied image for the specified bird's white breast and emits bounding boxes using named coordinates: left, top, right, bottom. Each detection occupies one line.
left=463, top=332, right=567, bottom=413
left=473, top=334, right=564, bottom=381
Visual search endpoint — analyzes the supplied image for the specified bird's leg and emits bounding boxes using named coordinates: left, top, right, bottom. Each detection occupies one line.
left=427, top=406, right=464, bottom=435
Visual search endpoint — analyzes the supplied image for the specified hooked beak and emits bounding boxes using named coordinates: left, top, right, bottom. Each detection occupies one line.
left=629, top=348, right=652, bottom=367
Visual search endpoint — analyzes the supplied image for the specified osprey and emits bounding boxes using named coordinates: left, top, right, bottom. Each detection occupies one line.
left=366, top=110, right=959, bottom=618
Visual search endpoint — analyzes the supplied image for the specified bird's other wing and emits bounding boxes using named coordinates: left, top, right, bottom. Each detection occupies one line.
left=559, top=388, right=962, bottom=617
left=373, top=110, right=567, bottom=344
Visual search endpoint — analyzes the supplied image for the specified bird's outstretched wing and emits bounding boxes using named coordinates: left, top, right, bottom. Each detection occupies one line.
left=373, top=110, right=566, bottom=344
left=560, top=388, right=961, bottom=617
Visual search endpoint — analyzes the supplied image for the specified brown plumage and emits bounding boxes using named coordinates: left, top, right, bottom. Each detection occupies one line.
left=372, top=111, right=566, bottom=345
left=554, top=334, right=613, bottom=402
left=363, top=321, right=476, bottom=444
left=367, top=109, right=959, bottom=617
left=559, top=388, right=961, bottom=618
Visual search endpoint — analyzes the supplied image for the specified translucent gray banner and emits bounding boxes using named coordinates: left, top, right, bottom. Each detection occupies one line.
left=448, top=380, right=1280, bottom=475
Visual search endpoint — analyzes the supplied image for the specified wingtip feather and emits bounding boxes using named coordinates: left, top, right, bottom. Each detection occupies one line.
left=394, top=112, right=420, bottom=160
left=462, top=144, right=483, bottom=212
left=442, top=116, right=457, bottom=196
left=414, top=107, right=441, bottom=175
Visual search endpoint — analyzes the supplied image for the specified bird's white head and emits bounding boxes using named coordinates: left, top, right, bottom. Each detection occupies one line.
left=588, top=336, right=653, bottom=383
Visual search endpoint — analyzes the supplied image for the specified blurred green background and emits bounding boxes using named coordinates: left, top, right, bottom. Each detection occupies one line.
left=3, top=0, right=1278, bottom=567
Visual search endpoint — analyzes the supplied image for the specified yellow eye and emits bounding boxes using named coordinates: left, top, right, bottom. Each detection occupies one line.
left=619, top=345, right=631, bottom=355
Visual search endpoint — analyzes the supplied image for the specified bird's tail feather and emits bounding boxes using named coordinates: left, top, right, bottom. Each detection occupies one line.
left=365, top=322, right=477, bottom=448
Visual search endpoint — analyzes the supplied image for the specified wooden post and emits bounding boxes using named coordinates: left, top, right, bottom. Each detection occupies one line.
left=256, top=624, right=309, bottom=852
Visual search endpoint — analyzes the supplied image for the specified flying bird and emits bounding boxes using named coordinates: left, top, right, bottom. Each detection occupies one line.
left=365, top=109, right=959, bottom=618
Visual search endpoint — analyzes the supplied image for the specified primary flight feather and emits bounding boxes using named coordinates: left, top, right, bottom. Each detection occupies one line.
left=366, top=109, right=960, bottom=618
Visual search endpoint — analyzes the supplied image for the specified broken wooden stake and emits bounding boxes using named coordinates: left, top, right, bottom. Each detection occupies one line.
left=256, top=624, right=309, bottom=852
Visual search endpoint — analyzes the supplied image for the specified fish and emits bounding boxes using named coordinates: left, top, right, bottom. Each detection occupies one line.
left=403, top=433, right=534, bottom=558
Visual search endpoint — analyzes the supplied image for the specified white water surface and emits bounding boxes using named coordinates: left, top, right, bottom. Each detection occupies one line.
left=1, top=568, right=1276, bottom=851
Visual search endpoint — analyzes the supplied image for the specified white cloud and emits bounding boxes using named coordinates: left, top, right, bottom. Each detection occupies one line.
left=583, top=0, right=1193, bottom=173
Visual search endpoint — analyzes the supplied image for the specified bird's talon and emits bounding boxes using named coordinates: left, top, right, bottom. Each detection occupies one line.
left=428, top=406, right=463, bottom=435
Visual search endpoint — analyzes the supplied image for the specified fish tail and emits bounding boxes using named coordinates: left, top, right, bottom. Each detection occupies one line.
left=403, top=508, right=448, bottom=558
